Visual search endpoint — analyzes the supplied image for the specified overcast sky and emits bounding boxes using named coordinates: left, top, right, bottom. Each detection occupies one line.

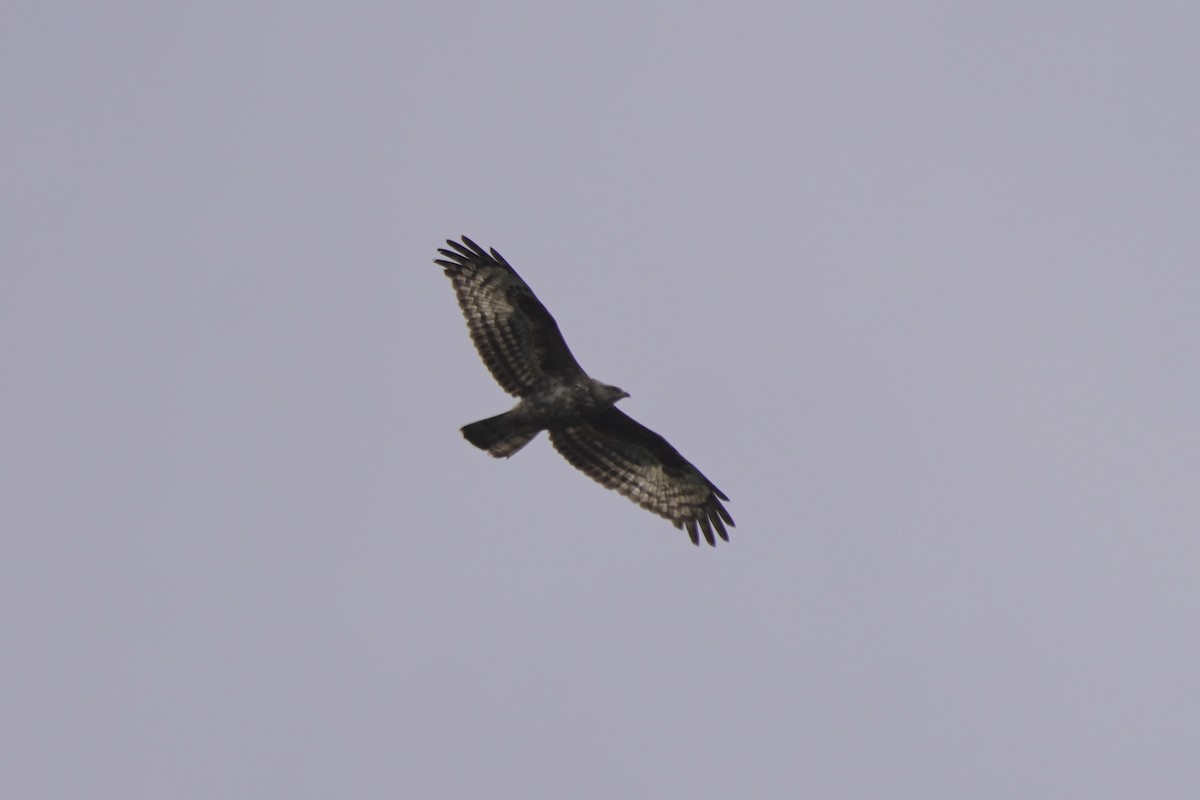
left=4, top=2, right=1199, bottom=798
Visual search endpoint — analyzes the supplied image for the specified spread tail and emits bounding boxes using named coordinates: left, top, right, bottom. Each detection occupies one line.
left=461, top=413, right=538, bottom=458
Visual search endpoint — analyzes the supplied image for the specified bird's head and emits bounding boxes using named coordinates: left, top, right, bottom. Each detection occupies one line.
left=595, top=382, right=630, bottom=405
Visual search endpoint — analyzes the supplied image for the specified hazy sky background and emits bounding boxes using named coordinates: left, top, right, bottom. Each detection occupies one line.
left=4, top=2, right=1199, bottom=798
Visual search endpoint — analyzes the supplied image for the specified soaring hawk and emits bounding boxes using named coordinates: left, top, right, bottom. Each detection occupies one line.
left=435, top=236, right=734, bottom=546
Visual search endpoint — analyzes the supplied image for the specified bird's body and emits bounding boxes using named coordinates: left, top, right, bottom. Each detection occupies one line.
left=459, top=378, right=627, bottom=458
left=435, top=236, right=734, bottom=546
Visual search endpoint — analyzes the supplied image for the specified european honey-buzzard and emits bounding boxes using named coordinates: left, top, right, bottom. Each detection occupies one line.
left=435, top=236, right=734, bottom=546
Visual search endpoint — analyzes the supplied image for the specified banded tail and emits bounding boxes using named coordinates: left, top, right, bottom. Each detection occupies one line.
left=461, top=412, right=539, bottom=458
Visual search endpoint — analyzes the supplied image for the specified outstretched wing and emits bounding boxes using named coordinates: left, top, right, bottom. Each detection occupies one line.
left=549, top=408, right=735, bottom=546
left=436, top=236, right=585, bottom=397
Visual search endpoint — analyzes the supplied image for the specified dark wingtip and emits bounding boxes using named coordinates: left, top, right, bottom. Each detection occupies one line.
left=714, top=499, right=734, bottom=528
left=436, top=237, right=479, bottom=263
left=712, top=514, right=730, bottom=542
left=436, top=236, right=516, bottom=275
left=459, top=235, right=484, bottom=255
left=489, top=246, right=513, bottom=268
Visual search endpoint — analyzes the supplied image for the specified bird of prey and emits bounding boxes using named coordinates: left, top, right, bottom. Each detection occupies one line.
left=435, top=236, right=734, bottom=546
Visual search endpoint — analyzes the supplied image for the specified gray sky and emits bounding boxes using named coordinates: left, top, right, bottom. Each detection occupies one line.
left=4, top=2, right=1199, bottom=798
